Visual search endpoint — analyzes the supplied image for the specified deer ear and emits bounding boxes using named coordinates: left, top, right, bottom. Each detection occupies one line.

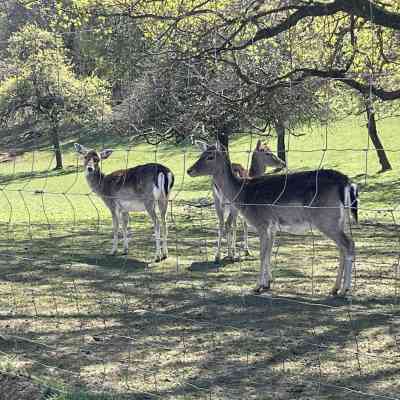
left=195, top=140, right=209, bottom=152
left=256, top=140, right=262, bottom=150
left=100, top=149, right=113, bottom=159
left=74, top=143, right=88, bottom=155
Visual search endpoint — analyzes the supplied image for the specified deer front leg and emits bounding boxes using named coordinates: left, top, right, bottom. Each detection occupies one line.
left=110, top=211, right=120, bottom=255
left=230, top=213, right=238, bottom=260
left=213, top=189, right=224, bottom=263
left=225, top=209, right=238, bottom=261
left=243, top=220, right=251, bottom=257
left=331, top=252, right=344, bottom=296
left=254, top=229, right=273, bottom=294
left=121, top=212, right=130, bottom=255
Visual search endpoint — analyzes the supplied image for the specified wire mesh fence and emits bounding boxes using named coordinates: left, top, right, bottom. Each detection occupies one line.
left=0, top=142, right=400, bottom=399
left=1, top=2, right=400, bottom=398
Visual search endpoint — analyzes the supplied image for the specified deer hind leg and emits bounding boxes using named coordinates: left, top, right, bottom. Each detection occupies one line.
left=121, top=212, right=130, bottom=255
left=341, top=233, right=355, bottom=295
left=158, top=197, right=169, bottom=260
left=145, top=202, right=162, bottom=262
left=254, top=228, right=274, bottom=294
left=321, top=227, right=355, bottom=296
left=110, top=210, right=120, bottom=255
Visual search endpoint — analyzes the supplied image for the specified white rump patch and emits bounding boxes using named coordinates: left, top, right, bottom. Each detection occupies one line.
left=153, top=172, right=165, bottom=200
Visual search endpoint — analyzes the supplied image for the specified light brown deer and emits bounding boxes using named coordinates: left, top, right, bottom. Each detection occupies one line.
left=75, top=143, right=174, bottom=261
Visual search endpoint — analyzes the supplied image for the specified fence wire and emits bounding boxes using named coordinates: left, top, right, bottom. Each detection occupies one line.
left=0, top=6, right=400, bottom=400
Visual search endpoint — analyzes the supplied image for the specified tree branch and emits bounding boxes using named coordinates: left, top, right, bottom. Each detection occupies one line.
left=293, top=68, right=400, bottom=100
left=224, top=0, right=400, bottom=52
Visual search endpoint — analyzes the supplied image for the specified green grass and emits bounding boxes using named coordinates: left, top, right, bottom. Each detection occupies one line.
left=1, top=114, right=399, bottom=225
left=0, top=115, right=399, bottom=399
left=48, top=391, right=120, bottom=400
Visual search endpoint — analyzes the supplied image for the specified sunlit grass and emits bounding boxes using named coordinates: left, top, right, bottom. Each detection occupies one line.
left=0, top=116, right=399, bottom=399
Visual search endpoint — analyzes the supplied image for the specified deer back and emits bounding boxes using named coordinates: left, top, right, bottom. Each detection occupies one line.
left=98, top=163, right=174, bottom=211
left=235, top=169, right=351, bottom=232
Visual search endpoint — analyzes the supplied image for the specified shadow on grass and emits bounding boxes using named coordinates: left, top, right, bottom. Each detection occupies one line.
left=0, top=165, right=81, bottom=185
left=188, top=257, right=237, bottom=272
left=71, top=254, right=148, bottom=271
left=0, top=214, right=399, bottom=399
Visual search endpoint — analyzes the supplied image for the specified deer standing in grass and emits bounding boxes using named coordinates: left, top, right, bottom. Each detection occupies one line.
left=74, top=143, right=174, bottom=261
left=187, top=142, right=358, bottom=296
left=196, top=140, right=285, bottom=262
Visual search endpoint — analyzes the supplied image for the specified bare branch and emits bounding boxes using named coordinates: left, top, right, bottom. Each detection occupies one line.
left=219, top=1, right=400, bottom=53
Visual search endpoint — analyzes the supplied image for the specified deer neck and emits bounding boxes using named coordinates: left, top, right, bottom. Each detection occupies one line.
left=85, top=169, right=106, bottom=194
left=248, top=153, right=265, bottom=177
left=213, top=155, right=245, bottom=205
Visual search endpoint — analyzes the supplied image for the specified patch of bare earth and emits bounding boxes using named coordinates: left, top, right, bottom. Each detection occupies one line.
left=0, top=372, right=43, bottom=400
left=0, top=150, right=23, bottom=163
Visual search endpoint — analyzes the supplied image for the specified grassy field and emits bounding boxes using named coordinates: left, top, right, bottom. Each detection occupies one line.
left=0, top=116, right=400, bottom=399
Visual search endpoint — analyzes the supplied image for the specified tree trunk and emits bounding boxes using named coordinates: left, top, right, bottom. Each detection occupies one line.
left=216, top=131, right=229, bottom=149
left=275, top=119, right=286, bottom=164
left=366, top=104, right=391, bottom=173
left=50, top=123, right=63, bottom=170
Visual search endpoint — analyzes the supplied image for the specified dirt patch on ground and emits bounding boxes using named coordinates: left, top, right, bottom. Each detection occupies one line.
left=0, top=150, right=24, bottom=163
left=0, top=372, right=43, bottom=400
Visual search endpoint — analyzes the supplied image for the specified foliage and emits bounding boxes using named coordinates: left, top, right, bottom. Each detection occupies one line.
left=112, top=40, right=327, bottom=143
left=1, top=1, right=400, bottom=145
left=0, top=24, right=111, bottom=127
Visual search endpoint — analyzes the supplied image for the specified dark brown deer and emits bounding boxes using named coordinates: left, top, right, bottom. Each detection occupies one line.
left=187, top=142, right=357, bottom=295
left=75, top=143, right=174, bottom=261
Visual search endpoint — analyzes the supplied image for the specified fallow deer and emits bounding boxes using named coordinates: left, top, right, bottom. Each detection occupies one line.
left=187, top=142, right=357, bottom=296
left=196, top=140, right=285, bottom=262
left=74, top=143, right=174, bottom=261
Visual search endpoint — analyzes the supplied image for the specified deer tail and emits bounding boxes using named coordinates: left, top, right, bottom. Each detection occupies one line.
left=344, top=182, right=358, bottom=223
left=157, top=171, right=174, bottom=199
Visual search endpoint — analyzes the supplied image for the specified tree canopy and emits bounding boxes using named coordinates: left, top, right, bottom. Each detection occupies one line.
left=0, top=1, right=399, bottom=146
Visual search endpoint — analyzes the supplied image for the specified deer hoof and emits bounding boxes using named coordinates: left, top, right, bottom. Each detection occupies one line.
left=253, top=284, right=271, bottom=294
left=330, top=288, right=339, bottom=296
left=122, top=249, right=129, bottom=255
left=339, top=288, right=352, bottom=298
left=243, top=250, right=251, bottom=257
left=109, top=250, right=117, bottom=256
left=225, top=255, right=237, bottom=263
